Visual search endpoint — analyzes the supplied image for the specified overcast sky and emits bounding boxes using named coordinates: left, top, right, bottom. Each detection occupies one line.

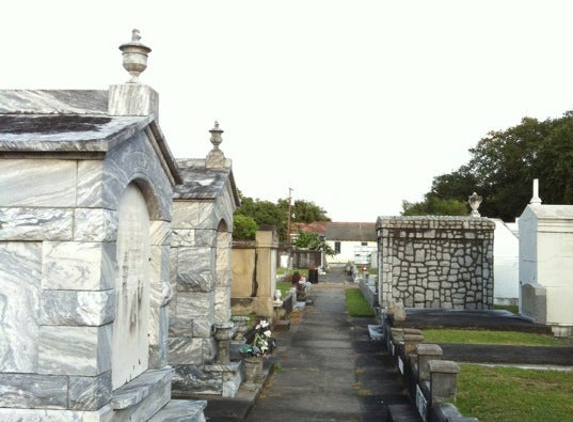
left=3, top=1, right=573, bottom=221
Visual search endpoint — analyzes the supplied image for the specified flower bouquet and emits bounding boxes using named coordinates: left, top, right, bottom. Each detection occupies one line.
left=240, top=320, right=277, bottom=359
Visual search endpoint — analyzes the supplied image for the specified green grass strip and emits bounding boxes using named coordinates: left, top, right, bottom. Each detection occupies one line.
left=457, top=364, right=573, bottom=422
left=422, top=329, right=570, bottom=347
left=345, top=288, right=374, bottom=317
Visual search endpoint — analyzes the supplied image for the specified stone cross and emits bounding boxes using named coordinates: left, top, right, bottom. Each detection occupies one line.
left=529, top=178, right=542, bottom=205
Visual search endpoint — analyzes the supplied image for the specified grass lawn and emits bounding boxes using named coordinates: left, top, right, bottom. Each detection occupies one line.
left=345, top=287, right=374, bottom=317
left=421, top=329, right=570, bottom=347
left=456, top=364, right=573, bottom=422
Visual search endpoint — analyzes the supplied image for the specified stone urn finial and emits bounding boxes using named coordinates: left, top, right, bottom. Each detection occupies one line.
left=206, top=121, right=226, bottom=168
left=209, top=121, right=223, bottom=150
left=119, top=29, right=152, bottom=83
left=468, top=192, right=482, bottom=217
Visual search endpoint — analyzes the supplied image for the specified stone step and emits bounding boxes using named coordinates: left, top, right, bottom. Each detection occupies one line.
left=149, top=399, right=207, bottom=422
left=387, top=403, right=423, bottom=422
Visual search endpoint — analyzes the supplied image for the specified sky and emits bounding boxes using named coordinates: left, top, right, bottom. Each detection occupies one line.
left=3, top=1, right=573, bottom=222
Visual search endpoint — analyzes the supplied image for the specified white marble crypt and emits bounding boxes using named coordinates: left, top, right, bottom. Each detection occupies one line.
left=169, top=123, right=242, bottom=397
left=0, top=30, right=206, bottom=421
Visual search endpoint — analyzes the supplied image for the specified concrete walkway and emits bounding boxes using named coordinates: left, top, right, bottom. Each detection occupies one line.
left=244, top=271, right=422, bottom=422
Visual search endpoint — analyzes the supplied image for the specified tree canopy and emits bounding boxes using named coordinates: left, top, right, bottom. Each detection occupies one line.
left=233, top=191, right=331, bottom=241
left=402, top=111, right=573, bottom=221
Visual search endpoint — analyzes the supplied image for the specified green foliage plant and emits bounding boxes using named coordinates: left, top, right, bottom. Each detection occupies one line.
left=293, top=229, right=337, bottom=256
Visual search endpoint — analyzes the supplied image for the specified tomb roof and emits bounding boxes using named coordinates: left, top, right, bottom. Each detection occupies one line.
left=173, top=158, right=240, bottom=206
left=523, top=204, right=573, bottom=220
left=0, top=112, right=151, bottom=153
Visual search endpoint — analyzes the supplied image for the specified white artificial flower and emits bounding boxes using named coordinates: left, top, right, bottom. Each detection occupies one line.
left=260, top=320, right=269, bottom=328
left=264, top=330, right=272, bottom=338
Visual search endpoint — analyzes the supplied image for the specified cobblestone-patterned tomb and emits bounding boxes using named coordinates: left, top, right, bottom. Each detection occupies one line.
left=0, top=31, right=206, bottom=421
left=376, top=216, right=495, bottom=310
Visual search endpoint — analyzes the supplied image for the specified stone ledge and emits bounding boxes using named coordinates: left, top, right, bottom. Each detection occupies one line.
left=111, top=367, right=173, bottom=410
left=148, top=399, right=207, bottom=422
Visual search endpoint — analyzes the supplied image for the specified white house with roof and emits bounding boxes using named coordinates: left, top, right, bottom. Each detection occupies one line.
left=324, top=222, right=377, bottom=265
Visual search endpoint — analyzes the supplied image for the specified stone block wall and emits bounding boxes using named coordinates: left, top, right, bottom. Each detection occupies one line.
left=231, top=229, right=279, bottom=318
left=377, top=216, right=495, bottom=310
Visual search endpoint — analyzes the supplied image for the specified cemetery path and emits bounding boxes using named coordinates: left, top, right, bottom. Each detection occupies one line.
left=244, top=272, right=422, bottom=422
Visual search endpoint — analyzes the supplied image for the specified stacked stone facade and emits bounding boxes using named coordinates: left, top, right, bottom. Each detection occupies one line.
left=377, top=216, right=495, bottom=310
left=170, top=156, right=241, bottom=396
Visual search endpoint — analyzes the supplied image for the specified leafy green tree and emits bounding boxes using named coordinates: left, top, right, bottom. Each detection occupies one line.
left=401, top=195, right=468, bottom=216
left=233, top=214, right=258, bottom=240
left=403, top=111, right=573, bottom=221
left=234, top=194, right=331, bottom=242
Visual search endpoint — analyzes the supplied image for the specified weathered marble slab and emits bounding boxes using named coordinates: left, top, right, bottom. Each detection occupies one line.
left=0, top=406, right=114, bottom=422
left=0, top=90, right=108, bottom=114
left=0, top=159, right=77, bottom=207
left=167, top=337, right=203, bottom=365
left=110, top=368, right=171, bottom=422
left=42, top=241, right=115, bottom=290
left=40, top=290, right=114, bottom=326
left=148, top=399, right=207, bottom=421
left=108, top=84, right=159, bottom=118
left=175, top=247, right=213, bottom=292
left=77, top=160, right=104, bottom=208
left=0, top=114, right=148, bottom=151
left=0, top=242, right=41, bottom=372
left=150, top=220, right=170, bottom=247
left=69, top=372, right=112, bottom=411
left=39, top=326, right=111, bottom=376
left=168, top=318, right=194, bottom=338
left=0, top=373, right=68, bottom=409
left=0, top=208, right=73, bottom=241
left=74, top=209, right=118, bottom=242
left=176, top=292, right=213, bottom=319
left=149, top=245, right=171, bottom=285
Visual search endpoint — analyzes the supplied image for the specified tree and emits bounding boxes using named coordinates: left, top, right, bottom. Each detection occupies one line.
left=401, top=195, right=468, bottom=216
left=233, top=214, right=258, bottom=240
left=402, top=111, right=573, bottom=221
left=234, top=194, right=331, bottom=242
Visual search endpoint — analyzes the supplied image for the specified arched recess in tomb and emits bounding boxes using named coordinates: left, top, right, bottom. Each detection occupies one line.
left=112, top=180, right=163, bottom=390
left=215, top=218, right=232, bottom=324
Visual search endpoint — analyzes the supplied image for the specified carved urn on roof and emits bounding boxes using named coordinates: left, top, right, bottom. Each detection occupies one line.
left=119, top=29, right=151, bottom=83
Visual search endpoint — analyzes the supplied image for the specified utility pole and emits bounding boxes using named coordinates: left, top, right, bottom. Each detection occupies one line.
left=287, top=187, right=293, bottom=245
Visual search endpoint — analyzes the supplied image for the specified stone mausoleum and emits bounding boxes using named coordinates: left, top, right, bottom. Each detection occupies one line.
left=376, top=215, right=495, bottom=310
left=0, top=30, right=206, bottom=421
left=169, top=123, right=242, bottom=396
left=519, top=180, right=573, bottom=336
